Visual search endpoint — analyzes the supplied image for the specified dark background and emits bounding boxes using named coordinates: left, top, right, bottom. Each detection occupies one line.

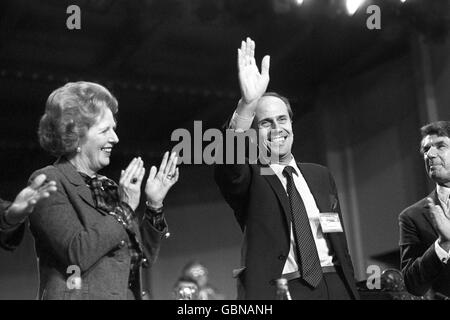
left=0, top=0, right=450, bottom=299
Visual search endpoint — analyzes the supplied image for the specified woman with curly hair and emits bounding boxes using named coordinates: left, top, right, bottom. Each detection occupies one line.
left=30, top=81, right=178, bottom=300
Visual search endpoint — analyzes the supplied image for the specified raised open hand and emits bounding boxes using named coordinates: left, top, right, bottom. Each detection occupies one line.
left=145, top=151, right=179, bottom=208
left=238, top=37, right=270, bottom=105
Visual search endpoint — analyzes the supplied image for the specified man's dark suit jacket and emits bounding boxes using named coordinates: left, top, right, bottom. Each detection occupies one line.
left=29, top=158, right=166, bottom=300
left=215, top=160, right=359, bottom=300
left=399, top=190, right=450, bottom=297
left=0, top=199, right=25, bottom=251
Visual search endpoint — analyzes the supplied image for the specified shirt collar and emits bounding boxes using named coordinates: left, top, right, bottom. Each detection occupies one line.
left=269, top=157, right=300, bottom=177
left=436, top=184, right=450, bottom=206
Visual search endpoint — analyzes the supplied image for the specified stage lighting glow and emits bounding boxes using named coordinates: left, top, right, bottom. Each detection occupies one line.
left=296, top=0, right=304, bottom=5
left=346, top=0, right=365, bottom=15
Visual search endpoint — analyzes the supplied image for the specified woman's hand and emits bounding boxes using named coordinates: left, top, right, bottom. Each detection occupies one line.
left=145, top=152, right=179, bottom=208
left=119, top=157, right=145, bottom=211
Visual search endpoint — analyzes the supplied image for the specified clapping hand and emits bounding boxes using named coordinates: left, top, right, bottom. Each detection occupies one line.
left=425, top=197, right=450, bottom=248
left=145, top=152, right=179, bottom=208
left=6, top=174, right=57, bottom=225
left=119, top=157, right=145, bottom=211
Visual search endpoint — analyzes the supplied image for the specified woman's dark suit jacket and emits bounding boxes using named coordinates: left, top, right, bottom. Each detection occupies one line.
left=29, top=158, right=166, bottom=300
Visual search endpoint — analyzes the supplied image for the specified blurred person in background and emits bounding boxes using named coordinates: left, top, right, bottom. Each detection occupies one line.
left=180, top=260, right=224, bottom=300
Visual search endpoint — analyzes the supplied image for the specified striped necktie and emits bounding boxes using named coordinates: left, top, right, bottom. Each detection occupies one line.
left=283, top=166, right=322, bottom=288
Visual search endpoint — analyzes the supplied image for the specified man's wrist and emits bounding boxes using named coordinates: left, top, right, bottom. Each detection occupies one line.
left=236, top=98, right=258, bottom=118
left=230, top=99, right=256, bottom=132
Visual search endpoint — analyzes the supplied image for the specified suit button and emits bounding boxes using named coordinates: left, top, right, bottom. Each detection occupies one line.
left=141, top=291, right=147, bottom=297
left=118, top=240, right=126, bottom=248
left=278, top=254, right=285, bottom=260
left=142, top=258, right=150, bottom=267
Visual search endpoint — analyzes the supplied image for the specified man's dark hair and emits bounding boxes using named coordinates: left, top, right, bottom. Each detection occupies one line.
left=420, top=121, right=450, bottom=139
left=262, top=92, right=293, bottom=119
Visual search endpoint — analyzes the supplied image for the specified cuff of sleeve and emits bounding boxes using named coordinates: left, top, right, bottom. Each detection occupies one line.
left=229, top=111, right=255, bottom=131
left=0, top=209, right=22, bottom=231
left=145, top=206, right=167, bottom=233
left=434, top=240, right=450, bottom=264
left=152, top=214, right=166, bottom=231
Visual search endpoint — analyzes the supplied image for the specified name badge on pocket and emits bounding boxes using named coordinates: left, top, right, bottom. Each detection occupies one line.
left=319, top=212, right=343, bottom=233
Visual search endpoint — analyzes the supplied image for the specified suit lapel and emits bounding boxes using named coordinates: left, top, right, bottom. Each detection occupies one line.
left=54, top=159, right=144, bottom=251
left=260, top=165, right=292, bottom=228
left=298, top=164, right=345, bottom=261
left=298, top=163, right=358, bottom=298
left=260, top=162, right=347, bottom=255
left=298, top=164, right=330, bottom=212
left=54, top=158, right=98, bottom=212
left=261, top=163, right=335, bottom=234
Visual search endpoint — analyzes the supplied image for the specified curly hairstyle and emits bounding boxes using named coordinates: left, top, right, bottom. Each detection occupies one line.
left=38, top=81, right=118, bottom=157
